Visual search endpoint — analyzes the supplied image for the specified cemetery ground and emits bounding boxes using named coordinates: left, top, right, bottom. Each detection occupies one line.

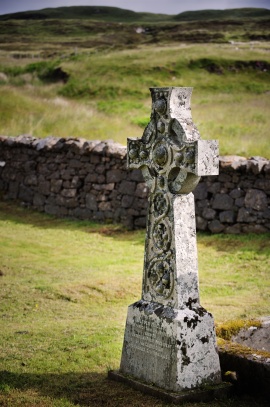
left=0, top=200, right=269, bottom=407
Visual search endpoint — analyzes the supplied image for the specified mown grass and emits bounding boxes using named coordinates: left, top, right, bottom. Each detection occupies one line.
left=0, top=201, right=269, bottom=406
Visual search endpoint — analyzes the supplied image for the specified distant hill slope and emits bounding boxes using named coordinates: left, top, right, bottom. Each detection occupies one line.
left=0, top=6, right=270, bottom=22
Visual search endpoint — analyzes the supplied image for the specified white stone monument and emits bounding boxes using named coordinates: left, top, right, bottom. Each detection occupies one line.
left=110, top=87, right=229, bottom=401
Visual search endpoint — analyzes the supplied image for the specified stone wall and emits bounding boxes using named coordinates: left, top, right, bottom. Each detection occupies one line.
left=0, top=135, right=269, bottom=233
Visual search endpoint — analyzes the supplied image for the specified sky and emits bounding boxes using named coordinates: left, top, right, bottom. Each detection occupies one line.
left=0, top=0, right=270, bottom=15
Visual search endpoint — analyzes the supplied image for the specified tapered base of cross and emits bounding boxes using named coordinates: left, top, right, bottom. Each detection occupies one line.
left=119, top=300, right=221, bottom=392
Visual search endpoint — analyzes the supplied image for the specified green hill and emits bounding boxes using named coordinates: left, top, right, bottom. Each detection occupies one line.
left=0, top=6, right=269, bottom=22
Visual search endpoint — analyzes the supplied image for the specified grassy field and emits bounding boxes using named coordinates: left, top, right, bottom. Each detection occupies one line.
left=0, top=201, right=269, bottom=406
left=0, top=11, right=270, bottom=158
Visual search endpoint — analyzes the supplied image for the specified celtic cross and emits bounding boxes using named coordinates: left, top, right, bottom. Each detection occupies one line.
left=114, top=87, right=222, bottom=393
left=127, top=87, right=219, bottom=309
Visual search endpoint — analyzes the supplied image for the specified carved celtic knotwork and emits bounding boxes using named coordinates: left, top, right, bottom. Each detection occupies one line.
left=147, top=256, right=174, bottom=299
left=153, top=220, right=171, bottom=252
left=127, top=87, right=219, bottom=307
left=153, top=192, right=169, bottom=218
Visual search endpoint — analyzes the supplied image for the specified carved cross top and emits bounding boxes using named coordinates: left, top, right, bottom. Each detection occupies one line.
left=127, top=87, right=219, bottom=309
left=128, top=87, right=218, bottom=194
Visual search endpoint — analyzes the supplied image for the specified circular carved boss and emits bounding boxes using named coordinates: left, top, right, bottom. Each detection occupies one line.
left=152, top=221, right=171, bottom=251
left=148, top=258, right=174, bottom=299
left=153, top=192, right=169, bottom=217
left=152, top=143, right=168, bottom=168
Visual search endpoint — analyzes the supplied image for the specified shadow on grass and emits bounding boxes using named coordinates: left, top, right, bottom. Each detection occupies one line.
left=0, top=370, right=269, bottom=407
left=1, top=199, right=269, bottom=252
left=0, top=200, right=145, bottom=243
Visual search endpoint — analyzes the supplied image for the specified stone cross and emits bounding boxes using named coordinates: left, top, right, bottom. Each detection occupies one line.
left=118, top=87, right=221, bottom=393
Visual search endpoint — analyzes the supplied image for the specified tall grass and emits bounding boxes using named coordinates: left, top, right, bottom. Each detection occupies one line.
left=0, top=40, right=269, bottom=157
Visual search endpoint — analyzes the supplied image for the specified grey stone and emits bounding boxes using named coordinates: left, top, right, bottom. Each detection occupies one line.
left=33, top=193, right=46, bottom=206
left=254, top=178, right=270, bottom=191
left=237, top=207, right=257, bottom=223
left=39, top=181, right=51, bottom=196
left=134, top=217, right=146, bottom=227
left=7, top=182, right=19, bottom=199
left=61, top=188, right=77, bottom=198
left=244, top=189, right=268, bottom=211
left=18, top=185, right=34, bottom=203
left=194, top=182, right=208, bottom=200
left=51, top=179, right=63, bottom=194
left=24, top=174, right=38, bottom=186
left=212, top=193, right=234, bottom=210
left=85, top=173, right=98, bottom=183
left=247, top=157, right=268, bottom=174
left=202, top=207, right=216, bottom=220
left=119, top=180, right=136, bottom=195
left=99, top=201, right=112, bottom=211
left=242, top=224, right=269, bottom=233
left=129, top=169, right=144, bottom=182
left=73, top=207, right=92, bottom=219
left=229, top=188, right=243, bottom=199
left=208, top=220, right=225, bottom=233
left=196, top=215, right=208, bottom=230
left=106, top=169, right=125, bottom=183
left=121, top=195, right=134, bottom=208
left=86, top=193, right=98, bottom=211
left=219, top=210, right=235, bottom=223
left=224, top=224, right=242, bottom=234
left=235, top=197, right=245, bottom=207
left=134, top=183, right=148, bottom=198
left=262, top=209, right=270, bottom=219
left=120, top=87, right=221, bottom=393
left=208, top=182, right=221, bottom=194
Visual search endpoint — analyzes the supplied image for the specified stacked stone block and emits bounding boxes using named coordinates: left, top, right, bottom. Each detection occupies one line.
left=0, top=136, right=269, bottom=233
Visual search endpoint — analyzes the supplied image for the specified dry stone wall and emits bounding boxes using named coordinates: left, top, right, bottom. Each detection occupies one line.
left=0, top=135, right=269, bottom=233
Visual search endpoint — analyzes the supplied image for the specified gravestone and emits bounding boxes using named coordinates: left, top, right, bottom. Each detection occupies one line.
left=110, top=87, right=226, bottom=400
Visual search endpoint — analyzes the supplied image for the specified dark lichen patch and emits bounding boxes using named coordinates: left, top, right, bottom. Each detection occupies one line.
left=201, top=336, right=209, bottom=344
left=181, top=343, right=191, bottom=366
left=184, top=314, right=199, bottom=329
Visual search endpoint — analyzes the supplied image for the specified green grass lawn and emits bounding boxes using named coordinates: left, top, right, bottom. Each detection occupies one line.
left=0, top=40, right=270, bottom=157
left=0, top=201, right=269, bottom=406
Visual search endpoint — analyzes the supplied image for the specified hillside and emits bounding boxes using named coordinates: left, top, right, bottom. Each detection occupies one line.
left=0, top=6, right=270, bottom=22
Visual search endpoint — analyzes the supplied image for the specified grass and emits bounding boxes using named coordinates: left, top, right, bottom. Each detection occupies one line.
left=0, top=200, right=269, bottom=406
left=0, top=41, right=270, bottom=157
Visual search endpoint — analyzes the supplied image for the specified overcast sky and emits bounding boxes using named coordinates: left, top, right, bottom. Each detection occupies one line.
left=0, top=0, right=269, bottom=15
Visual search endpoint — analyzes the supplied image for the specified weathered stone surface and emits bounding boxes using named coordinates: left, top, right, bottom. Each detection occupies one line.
left=0, top=133, right=269, bottom=233
left=212, top=193, right=234, bottom=210
left=208, top=220, right=225, bottom=233
left=196, top=215, right=208, bottom=230
left=119, top=180, right=136, bottom=195
left=33, top=193, right=46, bottom=206
left=106, top=169, right=125, bottom=183
left=229, top=188, right=243, bottom=199
left=85, top=193, right=98, bottom=211
left=224, top=223, right=242, bottom=234
left=135, top=183, right=148, bottom=198
left=237, top=207, right=257, bottom=223
left=219, top=210, right=235, bottom=224
left=193, top=182, right=208, bottom=200
left=202, top=207, right=216, bottom=220
left=244, top=189, right=268, bottom=211
left=242, top=224, right=269, bottom=233
left=120, top=87, right=221, bottom=393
